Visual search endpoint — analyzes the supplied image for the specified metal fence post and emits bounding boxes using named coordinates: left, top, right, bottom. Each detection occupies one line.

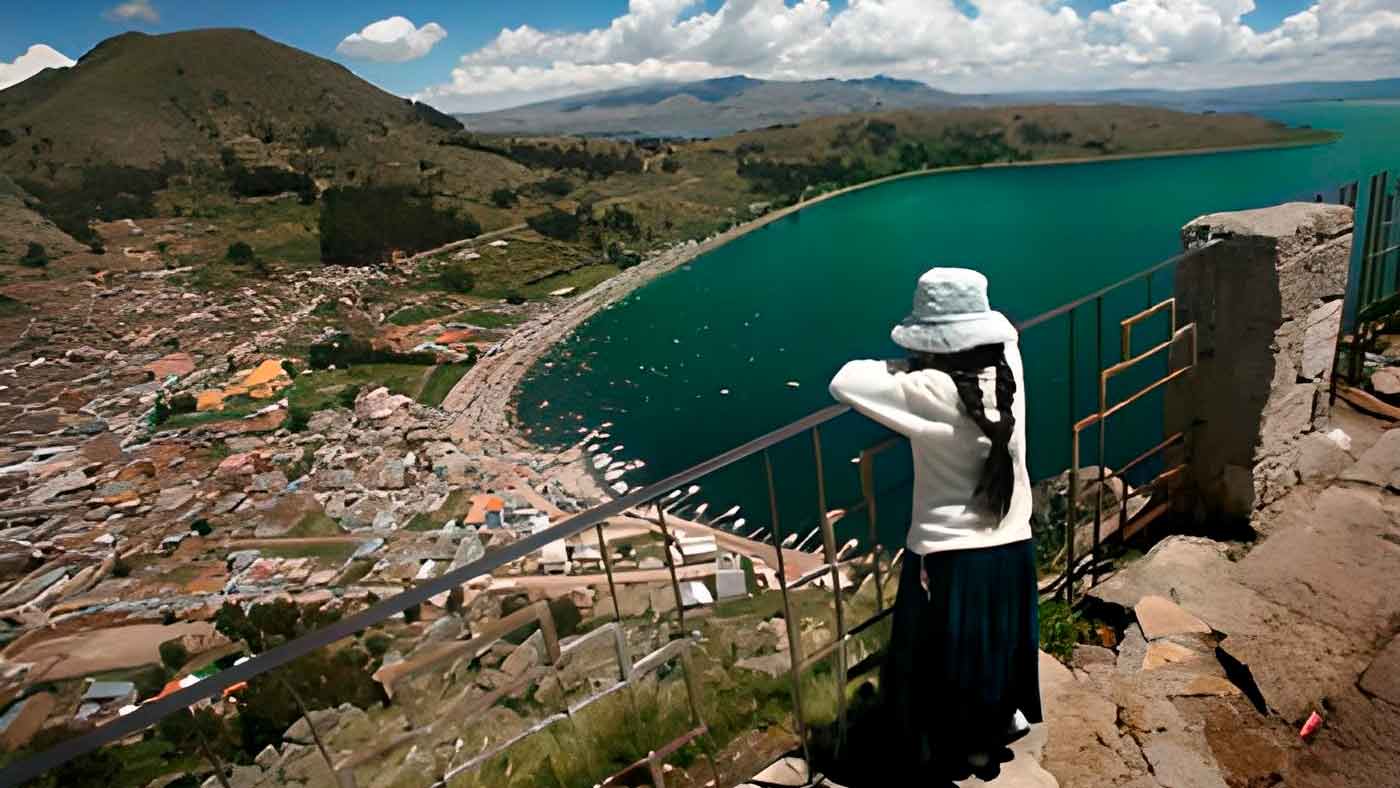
left=654, top=502, right=688, bottom=634
left=1065, top=309, right=1078, bottom=606
left=811, top=426, right=849, bottom=757
left=763, top=449, right=811, bottom=770
left=596, top=522, right=623, bottom=623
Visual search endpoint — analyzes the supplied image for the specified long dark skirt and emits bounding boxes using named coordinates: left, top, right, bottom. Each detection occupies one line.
left=880, top=538, right=1043, bottom=768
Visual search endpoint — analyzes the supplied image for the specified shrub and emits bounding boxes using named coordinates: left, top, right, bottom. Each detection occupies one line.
left=504, top=291, right=527, bottom=306
left=148, top=392, right=171, bottom=428
left=440, top=262, right=475, bottom=293
left=302, top=121, right=343, bottom=150
left=319, top=185, right=481, bottom=265
left=607, top=241, right=642, bottom=269
left=230, top=166, right=313, bottom=198
left=336, top=383, right=363, bottom=408
left=18, top=242, right=48, bottom=268
left=285, top=404, right=310, bottom=433
left=226, top=241, right=255, bottom=263
left=660, top=157, right=681, bottom=173
left=491, top=187, right=518, bottom=208
left=364, top=632, right=392, bottom=658
left=537, top=175, right=575, bottom=197
left=170, top=393, right=197, bottom=414
left=159, top=639, right=190, bottom=672
left=526, top=207, right=581, bottom=241
left=308, top=333, right=436, bottom=370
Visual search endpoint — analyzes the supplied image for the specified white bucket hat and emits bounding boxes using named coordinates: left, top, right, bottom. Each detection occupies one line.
left=890, top=268, right=1018, bottom=354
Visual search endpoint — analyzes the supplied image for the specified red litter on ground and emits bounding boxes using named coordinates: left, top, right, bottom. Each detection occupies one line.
left=1300, top=711, right=1323, bottom=739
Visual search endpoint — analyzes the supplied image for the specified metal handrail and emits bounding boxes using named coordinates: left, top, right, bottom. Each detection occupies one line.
left=0, top=241, right=1221, bottom=785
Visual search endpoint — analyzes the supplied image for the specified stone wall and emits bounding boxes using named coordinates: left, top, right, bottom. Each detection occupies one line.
left=1167, top=202, right=1353, bottom=523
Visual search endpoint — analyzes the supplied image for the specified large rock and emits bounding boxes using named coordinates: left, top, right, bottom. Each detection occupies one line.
left=1340, top=428, right=1400, bottom=489
left=1170, top=203, right=1352, bottom=521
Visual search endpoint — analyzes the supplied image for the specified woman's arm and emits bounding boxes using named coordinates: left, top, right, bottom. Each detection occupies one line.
left=829, top=360, right=944, bottom=437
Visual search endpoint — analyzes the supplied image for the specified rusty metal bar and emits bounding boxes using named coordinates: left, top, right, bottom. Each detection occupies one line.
left=654, top=502, right=687, bottom=634
left=1065, top=307, right=1078, bottom=606
left=597, top=523, right=622, bottom=623
left=763, top=448, right=811, bottom=770
left=1078, top=432, right=1185, bottom=492
left=1076, top=326, right=1195, bottom=431
left=811, top=426, right=850, bottom=756
left=858, top=442, right=888, bottom=613
left=1094, top=296, right=1106, bottom=586
left=1120, top=297, right=1175, bottom=360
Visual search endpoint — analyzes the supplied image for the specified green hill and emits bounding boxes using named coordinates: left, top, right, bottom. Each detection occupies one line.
left=0, top=29, right=461, bottom=182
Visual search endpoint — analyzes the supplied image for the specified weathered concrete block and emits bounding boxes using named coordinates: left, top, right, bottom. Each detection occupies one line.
left=1169, top=202, right=1352, bottom=521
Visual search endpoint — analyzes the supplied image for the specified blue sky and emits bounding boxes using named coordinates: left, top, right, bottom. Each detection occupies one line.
left=1, top=1, right=1391, bottom=112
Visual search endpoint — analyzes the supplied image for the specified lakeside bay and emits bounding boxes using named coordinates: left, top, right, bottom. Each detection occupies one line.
left=517, top=101, right=1400, bottom=546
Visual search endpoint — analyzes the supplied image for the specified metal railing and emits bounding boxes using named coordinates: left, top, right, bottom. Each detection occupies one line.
left=1338, top=170, right=1400, bottom=387
left=0, top=242, right=1222, bottom=788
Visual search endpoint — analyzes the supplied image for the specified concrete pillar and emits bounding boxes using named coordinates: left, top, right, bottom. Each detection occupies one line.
left=1168, top=202, right=1353, bottom=524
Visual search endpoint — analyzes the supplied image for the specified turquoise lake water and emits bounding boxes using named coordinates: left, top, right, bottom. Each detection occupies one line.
left=518, top=102, right=1400, bottom=548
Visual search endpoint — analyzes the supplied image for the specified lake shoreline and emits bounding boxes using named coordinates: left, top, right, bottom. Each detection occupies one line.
left=441, top=131, right=1341, bottom=456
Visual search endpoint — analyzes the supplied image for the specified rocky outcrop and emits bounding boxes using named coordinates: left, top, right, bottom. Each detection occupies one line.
left=1170, top=202, right=1353, bottom=524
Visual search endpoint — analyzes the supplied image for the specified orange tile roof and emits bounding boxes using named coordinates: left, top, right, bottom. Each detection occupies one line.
left=464, top=494, right=506, bottom=525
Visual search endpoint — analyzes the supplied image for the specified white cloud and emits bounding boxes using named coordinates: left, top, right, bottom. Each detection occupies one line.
left=337, top=16, right=447, bottom=63
left=418, top=0, right=1400, bottom=112
left=105, top=0, right=159, bottom=24
left=0, top=44, right=75, bottom=91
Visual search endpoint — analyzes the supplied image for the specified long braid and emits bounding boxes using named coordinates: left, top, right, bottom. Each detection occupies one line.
left=912, top=344, right=1018, bottom=517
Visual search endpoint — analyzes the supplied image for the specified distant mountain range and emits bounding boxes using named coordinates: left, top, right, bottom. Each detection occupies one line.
left=459, top=75, right=1400, bottom=138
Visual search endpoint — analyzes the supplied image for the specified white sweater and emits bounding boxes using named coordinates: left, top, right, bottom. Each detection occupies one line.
left=828, top=342, right=1032, bottom=555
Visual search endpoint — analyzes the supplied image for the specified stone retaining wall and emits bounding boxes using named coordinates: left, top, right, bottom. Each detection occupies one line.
left=1168, top=202, right=1353, bottom=523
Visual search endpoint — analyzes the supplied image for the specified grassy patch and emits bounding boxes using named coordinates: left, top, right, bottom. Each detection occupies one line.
left=0, top=293, right=27, bottom=317
left=261, top=543, right=357, bottom=564
left=517, top=264, right=620, bottom=300
left=448, top=309, right=523, bottom=329
left=162, top=397, right=263, bottom=430
left=388, top=303, right=453, bottom=326
left=1038, top=599, right=1091, bottom=662
left=420, top=363, right=472, bottom=407
left=285, top=512, right=343, bottom=538
left=286, top=364, right=431, bottom=413
left=405, top=490, right=474, bottom=532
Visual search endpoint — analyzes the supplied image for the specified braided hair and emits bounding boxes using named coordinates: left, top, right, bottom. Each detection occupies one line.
left=910, top=343, right=1017, bottom=517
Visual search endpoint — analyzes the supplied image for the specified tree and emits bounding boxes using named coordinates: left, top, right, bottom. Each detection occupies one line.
left=537, top=175, right=575, bottom=197
left=527, top=207, right=581, bottom=241
left=491, top=188, right=518, bottom=208
left=440, top=262, right=475, bottom=293
left=226, top=241, right=255, bottom=264
left=319, top=185, right=481, bottom=265
left=159, top=639, right=190, bottom=672
left=19, top=242, right=48, bottom=268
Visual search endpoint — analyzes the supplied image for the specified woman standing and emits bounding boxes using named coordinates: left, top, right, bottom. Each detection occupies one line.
left=828, top=268, right=1041, bottom=780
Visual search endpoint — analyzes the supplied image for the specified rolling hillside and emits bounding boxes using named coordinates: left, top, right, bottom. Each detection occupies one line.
left=461, top=74, right=1400, bottom=138
left=460, top=75, right=974, bottom=137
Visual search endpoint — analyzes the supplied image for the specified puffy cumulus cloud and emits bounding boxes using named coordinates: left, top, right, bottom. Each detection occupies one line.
left=0, top=44, right=76, bottom=91
left=337, top=16, right=447, bottom=63
left=420, top=0, right=1400, bottom=112
left=105, top=0, right=159, bottom=24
